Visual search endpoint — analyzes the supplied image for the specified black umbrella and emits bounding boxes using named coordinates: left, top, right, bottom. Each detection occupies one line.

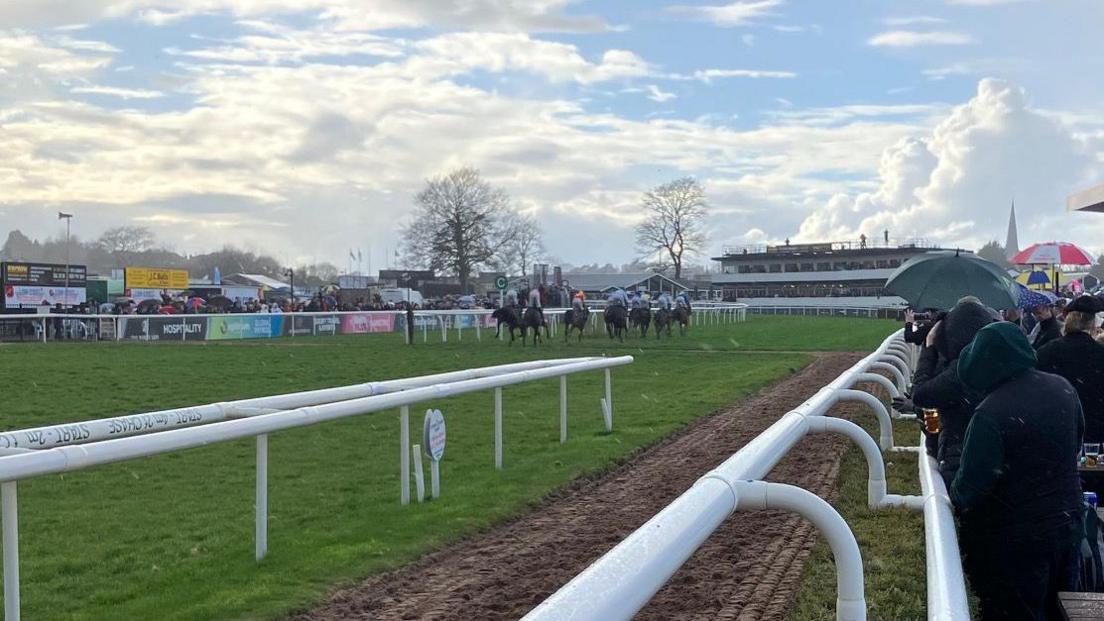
left=206, top=295, right=232, bottom=308
left=885, top=250, right=1020, bottom=310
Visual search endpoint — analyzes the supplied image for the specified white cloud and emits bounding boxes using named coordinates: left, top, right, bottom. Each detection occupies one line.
left=868, top=30, right=976, bottom=47
left=71, top=85, right=164, bottom=99
left=883, top=16, right=947, bottom=26
left=645, top=84, right=676, bottom=103
left=0, top=30, right=115, bottom=100
left=690, top=68, right=797, bottom=81
left=796, top=79, right=1100, bottom=255
left=667, top=0, right=784, bottom=27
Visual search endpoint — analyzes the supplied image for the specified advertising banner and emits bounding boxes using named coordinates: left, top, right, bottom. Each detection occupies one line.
left=288, top=314, right=315, bottom=336
left=207, top=315, right=284, bottom=340
left=119, top=316, right=208, bottom=341
left=125, top=267, right=189, bottom=290
left=340, top=313, right=395, bottom=334
left=312, top=314, right=340, bottom=336
left=2, top=262, right=87, bottom=307
left=3, top=285, right=85, bottom=307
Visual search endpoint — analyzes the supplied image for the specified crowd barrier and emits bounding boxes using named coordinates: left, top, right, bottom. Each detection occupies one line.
left=0, top=304, right=750, bottom=344
left=0, top=356, right=633, bottom=621
left=524, top=330, right=971, bottom=620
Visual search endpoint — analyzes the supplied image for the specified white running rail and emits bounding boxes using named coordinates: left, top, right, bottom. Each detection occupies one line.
left=524, top=330, right=971, bottom=621
left=0, top=355, right=633, bottom=621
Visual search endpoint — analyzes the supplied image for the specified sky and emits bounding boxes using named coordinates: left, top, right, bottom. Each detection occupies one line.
left=1, top=0, right=1103, bottom=271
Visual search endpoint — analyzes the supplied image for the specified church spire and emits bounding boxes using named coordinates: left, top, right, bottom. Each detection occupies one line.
left=1005, top=200, right=1019, bottom=260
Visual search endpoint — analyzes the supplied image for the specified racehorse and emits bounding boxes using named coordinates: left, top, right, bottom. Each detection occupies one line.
left=492, top=306, right=519, bottom=343
left=672, top=305, right=691, bottom=336
left=604, top=304, right=627, bottom=342
left=653, top=307, right=672, bottom=338
left=629, top=306, right=651, bottom=338
left=563, top=306, right=589, bottom=342
left=521, top=306, right=548, bottom=346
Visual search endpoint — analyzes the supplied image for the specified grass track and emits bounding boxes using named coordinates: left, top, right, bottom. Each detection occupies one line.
left=0, top=316, right=898, bottom=620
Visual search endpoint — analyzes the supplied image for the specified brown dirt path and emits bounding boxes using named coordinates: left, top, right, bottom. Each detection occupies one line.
left=291, top=353, right=863, bottom=621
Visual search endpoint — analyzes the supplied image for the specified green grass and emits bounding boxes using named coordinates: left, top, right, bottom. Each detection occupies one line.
left=788, top=409, right=927, bottom=620
left=0, top=316, right=898, bottom=620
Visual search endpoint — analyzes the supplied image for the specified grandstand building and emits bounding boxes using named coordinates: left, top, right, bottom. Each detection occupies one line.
left=711, top=240, right=959, bottom=300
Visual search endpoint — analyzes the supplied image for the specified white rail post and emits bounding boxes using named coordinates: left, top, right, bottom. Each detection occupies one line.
left=400, top=406, right=410, bottom=505
left=439, top=316, right=447, bottom=343
left=423, top=317, right=428, bottom=343
left=603, top=368, right=614, bottom=432
left=2, top=481, right=18, bottom=621
left=560, top=375, right=568, bottom=443
left=412, top=446, right=425, bottom=502
left=494, top=387, right=503, bottom=470
left=431, top=460, right=440, bottom=499
left=255, top=434, right=268, bottom=561
left=457, top=316, right=461, bottom=341
left=475, top=316, right=481, bottom=342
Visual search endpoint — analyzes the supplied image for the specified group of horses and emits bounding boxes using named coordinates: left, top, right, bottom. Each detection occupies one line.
left=491, top=303, right=690, bottom=346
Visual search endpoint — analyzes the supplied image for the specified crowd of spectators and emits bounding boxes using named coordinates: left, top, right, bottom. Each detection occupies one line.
left=897, top=291, right=1104, bottom=619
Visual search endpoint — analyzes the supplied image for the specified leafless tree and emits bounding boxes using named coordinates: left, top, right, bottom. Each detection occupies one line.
left=97, top=225, right=155, bottom=267
left=499, top=210, right=545, bottom=278
left=634, top=177, right=708, bottom=280
left=401, top=167, right=511, bottom=292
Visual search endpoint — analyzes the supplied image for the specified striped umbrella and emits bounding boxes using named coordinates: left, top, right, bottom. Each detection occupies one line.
left=1010, top=242, right=1095, bottom=266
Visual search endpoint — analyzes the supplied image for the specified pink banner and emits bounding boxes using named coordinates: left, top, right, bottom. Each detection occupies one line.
left=340, top=313, right=395, bottom=334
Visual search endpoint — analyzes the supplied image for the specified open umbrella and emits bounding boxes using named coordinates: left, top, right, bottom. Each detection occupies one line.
left=206, top=295, right=232, bottom=308
left=1015, top=284, right=1056, bottom=311
left=885, top=250, right=1020, bottom=311
left=1025, top=270, right=1051, bottom=285
left=1011, top=242, right=1095, bottom=266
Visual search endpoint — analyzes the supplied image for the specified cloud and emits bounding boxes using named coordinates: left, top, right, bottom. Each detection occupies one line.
left=796, top=79, right=1099, bottom=254
left=0, top=0, right=610, bottom=33
left=666, top=0, right=784, bottom=27
left=0, top=30, right=115, bottom=100
left=645, top=84, right=677, bottom=102
left=868, top=30, right=976, bottom=47
left=70, top=85, right=164, bottom=99
left=883, top=16, right=947, bottom=26
left=689, top=68, right=797, bottom=81
left=741, top=33, right=756, bottom=46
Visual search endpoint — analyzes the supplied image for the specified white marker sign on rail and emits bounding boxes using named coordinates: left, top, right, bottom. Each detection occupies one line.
left=423, top=409, right=446, bottom=461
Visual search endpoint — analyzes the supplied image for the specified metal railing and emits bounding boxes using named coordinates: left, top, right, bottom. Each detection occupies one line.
left=524, top=330, right=970, bottom=620
left=0, top=355, right=633, bottom=621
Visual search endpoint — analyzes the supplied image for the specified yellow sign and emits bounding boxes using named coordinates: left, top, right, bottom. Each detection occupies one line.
left=125, top=267, right=189, bottom=290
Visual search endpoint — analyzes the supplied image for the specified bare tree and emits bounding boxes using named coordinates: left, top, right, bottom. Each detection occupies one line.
left=97, top=226, right=155, bottom=267
left=401, top=167, right=511, bottom=292
left=976, top=241, right=1010, bottom=269
left=634, top=177, right=708, bottom=280
left=499, top=210, right=544, bottom=278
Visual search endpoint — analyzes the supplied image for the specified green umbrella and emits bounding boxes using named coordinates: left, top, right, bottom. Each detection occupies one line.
left=884, top=250, right=1020, bottom=310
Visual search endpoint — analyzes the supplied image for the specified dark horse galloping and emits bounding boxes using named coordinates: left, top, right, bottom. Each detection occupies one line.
left=629, top=306, right=651, bottom=338
left=604, top=304, right=627, bottom=342
left=653, top=307, right=672, bottom=338
left=563, top=306, right=589, bottom=342
left=521, top=306, right=549, bottom=346
left=672, top=305, right=691, bottom=336
left=492, top=306, right=519, bottom=343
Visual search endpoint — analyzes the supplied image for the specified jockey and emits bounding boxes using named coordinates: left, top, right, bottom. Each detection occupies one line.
left=572, top=290, right=586, bottom=312
left=657, top=292, right=674, bottom=311
left=528, top=286, right=542, bottom=309
left=607, top=288, right=629, bottom=308
left=505, top=289, right=518, bottom=307
left=629, top=290, right=644, bottom=310
left=675, top=292, right=691, bottom=311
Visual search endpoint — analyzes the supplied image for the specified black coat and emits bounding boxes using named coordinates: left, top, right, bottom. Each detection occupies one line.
left=1038, top=331, right=1104, bottom=443
left=1031, top=316, right=1062, bottom=350
left=911, top=301, right=992, bottom=484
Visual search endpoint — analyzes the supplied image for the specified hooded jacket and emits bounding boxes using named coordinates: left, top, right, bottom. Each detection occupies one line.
left=911, top=301, right=993, bottom=482
left=952, top=322, right=1084, bottom=534
left=1038, top=331, right=1104, bottom=442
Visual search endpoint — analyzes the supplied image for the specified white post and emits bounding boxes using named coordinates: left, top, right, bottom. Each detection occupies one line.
left=403, top=317, right=410, bottom=345
left=457, top=316, right=461, bottom=341
left=413, top=446, right=425, bottom=502
left=431, top=460, right=440, bottom=499
left=495, top=387, right=503, bottom=470
left=3, top=481, right=19, bottom=621
left=439, top=316, right=447, bottom=343
left=560, top=375, right=568, bottom=444
left=400, top=406, right=410, bottom=505
left=181, top=316, right=187, bottom=341
left=475, top=317, right=481, bottom=342
left=423, top=317, right=428, bottom=343
left=255, top=434, right=268, bottom=561
left=604, top=368, right=613, bottom=431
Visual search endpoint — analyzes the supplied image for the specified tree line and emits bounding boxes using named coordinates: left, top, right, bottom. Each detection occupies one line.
left=400, top=167, right=710, bottom=292
left=0, top=227, right=341, bottom=288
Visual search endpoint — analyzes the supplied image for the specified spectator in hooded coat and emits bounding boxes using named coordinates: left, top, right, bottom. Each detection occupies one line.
left=953, top=322, right=1083, bottom=621
left=910, top=300, right=993, bottom=485
left=1037, top=295, right=1104, bottom=443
